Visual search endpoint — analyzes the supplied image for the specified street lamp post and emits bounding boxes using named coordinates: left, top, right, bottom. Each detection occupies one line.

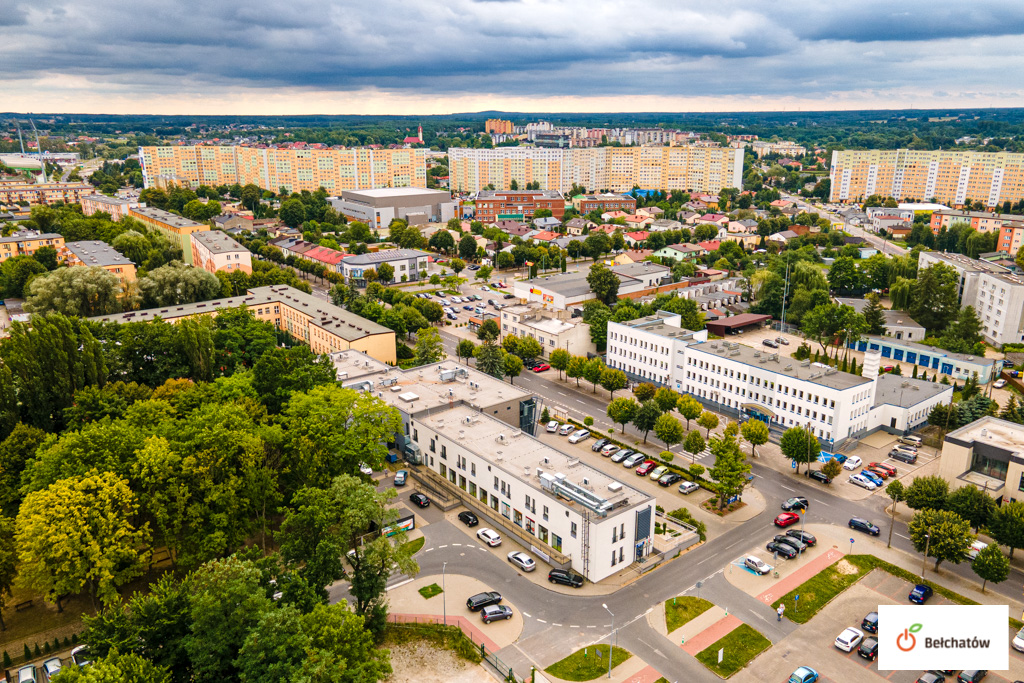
left=602, top=603, right=615, bottom=679
left=442, top=562, right=448, bottom=626
left=921, top=534, right=930, bottom=580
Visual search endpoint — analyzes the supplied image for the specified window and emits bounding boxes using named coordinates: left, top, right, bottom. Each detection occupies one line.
left=441, top=445, right=447, bottom=459
left=611, top=551, right=617, bottom=567
left=612, top=527, right=618, bottom=543
left=493, top=476, right=499, bottom=491
left=552, top=534, right=562, bottom=552
left=440, top=464, right=447, bottom=477
left=538, top=525, right=548, bottom=543
left=543, top=505, right=549, bottom=521
left=570, top=522, right=577, bottom=538
left=513, top=510, right=522, bottom=527
left=501, top=502, right=511, bottom=519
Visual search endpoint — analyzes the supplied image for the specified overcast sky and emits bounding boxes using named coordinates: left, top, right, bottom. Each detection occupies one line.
left=2, top=0, right=1024, bottom=114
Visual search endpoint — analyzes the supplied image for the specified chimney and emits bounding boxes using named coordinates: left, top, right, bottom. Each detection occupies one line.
left=862, top=349, right=882, bottom=380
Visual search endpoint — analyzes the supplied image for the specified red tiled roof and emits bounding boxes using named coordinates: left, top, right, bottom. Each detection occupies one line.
left=531, top=231, right=560, bottom=241
left=625, top=231, right=650, bottom=240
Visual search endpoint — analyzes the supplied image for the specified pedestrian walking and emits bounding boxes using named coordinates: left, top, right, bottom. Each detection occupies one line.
left=777, top=604, right=785, bottom=621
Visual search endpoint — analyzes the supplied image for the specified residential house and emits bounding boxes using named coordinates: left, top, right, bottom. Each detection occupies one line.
left=616, top=249, right=654, bottom=265
left=601, top=210, right=631, bottom=222
left=677, top=211, right=700, bottom=225
left=684, top=200, right=708, bottom=212
left=721, top=233, right=761, bottom=249
left=530, top=230, right=561, bottom=243
left=565, top=218, right=596, bottom=235
left=532, top=216, right=562, bottom=230
left=768, top=230, right=800, bottom=243
left=623, top=215, right=653, bottom=229
left=699, top=213, right=730, bottom=226
left=623, top=231, right=650, bottom=246
left=499, top=303, right=594, bottom=357
left=653, top=243, right=705, bottom=262
left=728, top=219, right=758, bottom=233
left=635, top=206, right=665, bottom=219
left=697, top=240, right=721, bottom=253
left=492, top=220, right=532, bottom=237
left=649, top=218, right=683, bottom=232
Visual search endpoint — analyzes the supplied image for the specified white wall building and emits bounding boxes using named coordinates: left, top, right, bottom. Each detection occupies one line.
left=607, top=312, right=709, bottom=386
left=499, top=303, right=594, bottom=358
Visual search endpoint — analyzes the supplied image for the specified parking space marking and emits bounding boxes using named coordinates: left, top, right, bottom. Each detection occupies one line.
left=439, top=545, right=448, bottom=549
left=553, top=623, right=562, bottom=627
left=425, top=547, right=434, bottom=552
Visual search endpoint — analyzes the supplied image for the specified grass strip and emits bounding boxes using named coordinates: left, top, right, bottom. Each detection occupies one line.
left=695, top=623, right=771, bottom=678
left=665, top=596, right=714, bottom=633
left=544, top=644, right=631, bottom=682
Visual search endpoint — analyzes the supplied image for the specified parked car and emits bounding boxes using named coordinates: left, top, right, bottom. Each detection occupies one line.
left=916, top=674, right=945, bottom=683
left=766, top=541, right=797, bottom=559
left=1012, top=625, right=1024, bottom=652
left=477, top=528, right=502, bottom=546
left=463, top=304, right=475, bottom=311
left=868, top=462, right=897, bottom=476
left=894, top=443, right=919, bottom=455
left=678, top=480, right=699, bottom=494
left=744, top=555, right=771, bottom=574
left=774, top=512, right=800, bottom=528
left=659, top=472, right=683, bottom=487
left=966, top=540, right=989, bottom=560
left=16, top=666, right=36, bottom=683
left=41, top=659, right=61, bottom=681
left=889, top=449, right=918, bottom=464
left=635, top=460, right=657, bottom=476
left=558, top=424, right=575, bottom=436
left=808, top=470, right=832, bottom=485
left=859, top=470, right=884, bottom=487
left=70, top=646, right=92, bottom=667
left=849, top=473, right=878, bottom=490
left=834, top=627, right=864, bottom=652
left=788, top=667, right=819, bottom=683
left=359, top=462, right=373, bottom=475
left=774, top=534, right=808, bottom=553
left=394, top=470, right=408, bottom=486
left=546, top=421, right=560, bottom=433
left=957, top=672, right=987, bottom=683
left=458, top=511, right=478, bottom=527
left=591, top=438, right=611, bottom=452
left=504, top=293, right=516, bottom=299
left=466, top=591, right=503, bottom=611
left=864, top=465, right=890, bottom=480
left=410, top=492, right=430, bottom=507
left=481, top=604, right=514, bottom=623
left=781, top=496, right=808, bottom=511
left=786, top=529, right=817, bottom=546
left=446, top=313, right=457, bottom=321
left=842, top=455, right=863, bottom=470
left=507, top=551, right=536, bottom=572
left=568, top=429, right=591, bottom=444
left=1002, top=358, right=1015, bottom=367
left=861, top=611, right=878, bottom=633
left=610, top=449, right=634, bottom=463
left=909, top=584, right=934, bottom=604
left=487, top=299, right=497, bottom=306
left=994, top=379, right=1007, bottom=389
left=623, top=453, right=646, bottom=468
left=762, top=339, right=779, bottom=349
left=468, top=264, right=480, bottom=271
left=849, top=517, right=880, bottom=535
left=858, top=637, right=878, bottom=661
left=548, top=568, right=584, bottom=587
left=649, top=466, right=669, bottom=480
left=601, top=443, right=621, bottom=456
left=533, top=363, right=551, bottom=372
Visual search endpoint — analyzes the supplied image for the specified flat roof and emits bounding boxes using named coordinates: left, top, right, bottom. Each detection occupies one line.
left=360, top=358, right=532, bottom=413
left=690, top=340, right=873, bottom=391
left=130, top=206, right=205, bottom=230
left=873, top=375, right=952, bottom=408
left=419, top=404, right=650, bottom=518
left=705, top=313, right=771, bottom=329
left=947, top=416, right=1024, bottom=456
left=343, top=249, right=430, bottom=266
left=477, top=189, right=562, bottom=200
left=0, top=231, right=62, bottom=244
left=859, top=334, right=995, bottom=366
left=835, top=298, right=924, bottom=330
left=192, top=230, right=248, bottom=254
left=617, top=312, right=702, bottom=341
left=65, top=240, right=134, bottom=267
left=344, top=188, right=447, bottom=198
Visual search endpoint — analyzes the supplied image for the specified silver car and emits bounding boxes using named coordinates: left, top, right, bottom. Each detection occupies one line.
left=507, top=551, right=536, bottom=572
left=42, top=658, right=61, bottom=680
left=623, top=453, right=646, bottom=468
left=678, top=480, right=699, bottom=495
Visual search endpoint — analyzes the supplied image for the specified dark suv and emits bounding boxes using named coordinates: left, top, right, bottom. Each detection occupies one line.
left=548, top=569, right=584, bottom=588
left=466, top=591, right=503, bottom=611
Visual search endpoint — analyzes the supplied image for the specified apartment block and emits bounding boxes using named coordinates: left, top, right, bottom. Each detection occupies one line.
left=830, top=149, right=1024, bottom=208
left=138, top=146, right=428, bottom=195
left=191, top=231, right=253, bottom=275
left=929, top=209, right=1023, bottom=234
left=0, top=230, right=65, bottom=263
left=498, top=303, right=594, bottom=357
left=448, top=146, right=744, bottom=194
left=474, top=190, right=565, bottom=222
left=64, top=240, right=137, bottom=286
left=485, top=119, right=514, bottom=135
left=128, top=206, right=209, bottom=266
left=571, top=193, right=637, bottom=214
left=91, top=285, right=397, bottom=363
left=81, top=195, right=142, bottom=221
left=0, top=181, right=95, bottom=207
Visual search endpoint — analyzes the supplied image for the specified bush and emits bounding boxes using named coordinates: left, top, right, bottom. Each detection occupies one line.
left=23, top=645, right=30, bottom=661
left=584, top=416, right=594, bottom=426
left=3, top=651, right=11, bottom=668
left=668, top=507, right=707, bottom=542
left=396, top=342, right=414, bottom=360
left=34, top=644, right=41, bottom=657
left=540, top=407, right=550, bottom=424
left=43, top=642, right=51, bottom=654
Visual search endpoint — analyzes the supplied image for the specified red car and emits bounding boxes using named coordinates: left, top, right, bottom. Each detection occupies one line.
left=635, top=460, right=657, bottom=476
left=868, top=462, right=897, bottom=476
left=774, top=512, right=800, bottom=528
left=864, top=465, right=889, bottom=480
left=532, top=363, right=550, bottom=372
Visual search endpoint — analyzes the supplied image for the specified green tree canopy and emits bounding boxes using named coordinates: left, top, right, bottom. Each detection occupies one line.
left=779, top=425, right=819, bottom=474
left=26, top=267, right=124, bottom=317
left=908, top=508, right=973, bottom=571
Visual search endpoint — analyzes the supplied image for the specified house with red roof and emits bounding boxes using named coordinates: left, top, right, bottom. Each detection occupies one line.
left=770, top=199, right=795, bottom=209
left=698, top=240, right=721, bottom=252
left=530, top=230, right=561, bottom=242
left=623, top=214, right=653, bottom=228
left=623, top=231, right=650, bottom=246
left=699, top=214, right=729, bottom=226
left=601, top=210, right=631, bottom=222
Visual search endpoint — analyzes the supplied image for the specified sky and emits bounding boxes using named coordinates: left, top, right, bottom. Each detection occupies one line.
left=2, top=0, right=1024, bottom=115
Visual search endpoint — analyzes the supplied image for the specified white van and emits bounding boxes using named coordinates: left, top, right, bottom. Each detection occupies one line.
left=899, top=435, right=922, bottom=447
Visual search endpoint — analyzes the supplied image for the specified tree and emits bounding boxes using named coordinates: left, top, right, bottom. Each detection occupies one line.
left=863, top=292, right=887, bottom=335
left=600, top=367, right=627, bottom=398
left=779, top=426, right=819, bottom=474
left=683, top=430, right=705, bottom=464
left=496, top=251, right=515, bottom=269
left=908, top=508, right=973, bottom=571
left=654, top=413, right=684, bottom=450
left=449, top=258, right=466, bottom=276
left=376, top=262, right=395, bottom=284
left=821, top=458, right=842, bottom=481
left=477, top=319, right=500, bottom=342
left=910, top=263, right=961, bottom=333
left=697, top=411, right=719, bottom=439
left=653, top=387, right=678, bottom=413
left=904, top=475, right=949, bottom=511
left=632, top=401, right=661, bottom=443
left=428, top=230, right=455, bottom=254
left=549, top=348, right=570, bottom=379
left=740, top=419, right=769, bottom=459
left=280, top=198, right=307, bottom=228
left=885, top=479, right=905, bottom=548
left=941, top=306, right=984, bottom=353
left=26, top=267, right=124, bottom=317
left=138, top=261, right=222, bottom=308
left=474, top=342, right=505, bottom=379
left=582, top=358, right=604, bottom=393
left=33, top=245, right=59, bottom=271
left=587, top=263, right=620, bottom=305
left=0, top=423, right=47, bottom=516
left=16, top=471, right=150, bottom=610
left=946, top=485, right=996, bottom=532
left=607, top=398, right=640, bottom=433
left=48, top=649, right=171, bottom=682
left=458, top=234, right=477, bottom=261
left=972, top=543, right=1010, bottom=593
left=989, top=500, right=1024, bottom=559
left=456, top=339, right=476, bottom=364
left=707, top=424, right=750, bottom=509
left=827, top=256, right=861, bottom=292
left=516, top=336, right=543, bottom=363
left=634, top=383, right=657, bottom=402
left=0, top=516, right=13, bottom=631
left=504, top=353, right=523, bottom=384
left=566, top=355, right=587, bottom=387
left=412, top=326, right=445, bottom=366
left=476, top=265, right=493, bottom=281
left=252, top=345, right=336, bottom=414
left=675, top=395, right=702, bottom=430
left=1, top=255, right=46, bottom=298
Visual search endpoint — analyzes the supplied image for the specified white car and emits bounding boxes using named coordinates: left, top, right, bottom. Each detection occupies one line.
left=480, top=286, right=491, bottom=292
left=600, top=443, right=620, bottom=456
left=849, top=474, right=877, bottom=490
left=477, top=528, right=502, bottom=547
left=649, top=465, right=669, bottom=480
left=568, top=429, right=591, bottom=444
left=507, top=551, right=536, bottom=572
left=623, top=453, right=646, bottom=468
left=42, top=658, right=62, bottom=679
left=744, top=556, right=771, bottom=575
left=546, top=421, right=560, bottom=433
left=359, top=462, right=373, bottom=475
left=995, top=379, right=1008, bottom=389
left=967, top=540, right=988, bottom=560
left=450, top=297, right=461, bottom=303
left=842, top=455, right=862, bottom=470
left=1013, top=625, right=1024, bottom=652
left=558, top=424, right=575, bottom=436
left=678, top=480, right=699, bottom=495
left=834, top=627, right=864, bottom=652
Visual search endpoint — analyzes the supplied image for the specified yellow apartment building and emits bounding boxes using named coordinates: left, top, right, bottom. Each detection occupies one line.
left=127, top=206, right=209, bottom=265
left=64, top=240, right=137, bottom=286
left=0, top=181, right=96, bottom=207
left=0, top=230, right=66, bottom=263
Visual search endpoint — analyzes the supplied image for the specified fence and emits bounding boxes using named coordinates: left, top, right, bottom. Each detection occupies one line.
left=387, top=615, right=527, bottom=683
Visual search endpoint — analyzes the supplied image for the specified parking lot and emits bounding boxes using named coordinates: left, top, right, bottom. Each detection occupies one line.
left=415, top=278, right=520, bottom=325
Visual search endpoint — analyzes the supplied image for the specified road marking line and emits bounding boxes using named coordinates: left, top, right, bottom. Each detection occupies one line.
left=523, top=612, right=531, bottom=618
left=425, top=548, right=434, bottom=552
left=387, top=578, right=414, bottom=590
left=480, top=547, right=488, bottom=552
left=570, top=625, right=579, bottom=628
left=895, top=533, right=910, bottom=540
left=780, top=485, right=796, bottom=492
left=813, top=499, right=827, bottom=505
left=553, top=623, right=562, bottom=627
left=586, top=625, right=596, bottom=628
left=536, top=619, right=546, bottom=623
left=439, top=545, right=448, bottom=549
left=452, top=543, right=462, bottom=546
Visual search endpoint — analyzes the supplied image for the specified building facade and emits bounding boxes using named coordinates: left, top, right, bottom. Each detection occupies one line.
left=571, top=193, right=637, bottom=214
left=474, top=190, right=565, bottom=223
left=138, top=146, right=428, bottom=195
left=128, top=206, right=209, bottom=266
left=499, top=303, right=594, bottom=358
left=80, top=195, right=142, bottom=221
left=448, top=146, right=744, bottom=194
left=64, top=240, right=137, bottom=286
left=751, top=141, right=806, bottom=158
left=330, top=188, right=457, bottom=229
left=830, top=149, right=1024, bottom=207
left=606, top=312, right=709, bottom=386
left=929, top=209, right=1022, bottom=234
left=849, top=333, right=997, bottom=383
left=0, top=230, right=65, bottom=263
left=190, top=231, right=253, bottom=275
left=0, top=181, right=95, bottom=207
left=937, top=416, right=1024, bottom=505
left=485, top=119, right=514, bottom=135
left=340, top=249, right=432, bottom=286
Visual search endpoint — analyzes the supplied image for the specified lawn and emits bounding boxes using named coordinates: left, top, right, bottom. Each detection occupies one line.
left=544, top=645, right=631, bottom=682
left=403, top=537, right=425, bottom=555
left=418, top=583, right=443, bottom=600
left=695, top=623, right=771, bottom=678
left=665, top=596, right=713, bottom=633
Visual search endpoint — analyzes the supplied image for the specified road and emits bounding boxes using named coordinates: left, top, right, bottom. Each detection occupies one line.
left=781, top=192, right=907, bottom=256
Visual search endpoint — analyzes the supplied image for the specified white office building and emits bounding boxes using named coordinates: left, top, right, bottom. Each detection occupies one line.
left=499, top=303, right=595, bottom=358
left=606, top=312, right=709, bottom=386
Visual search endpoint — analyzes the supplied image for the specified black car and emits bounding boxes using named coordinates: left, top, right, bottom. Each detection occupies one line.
left=659, top=472, right=683, bottom=487
left=466, top=591, right=503, bottom=611
left=468, top=264, right=481, bottom=271
left=861, top=611, right=878, bottom=634
left=503, top=294, right=516, bottom=299
left=786, top=529, right=817, bottom=546
left=458, top=510, right=479, bottom=527
left=766, top=541, right=797, bottom=559
left=849, top=517, right=880, bottom=535
left=548, top=569, right=584, bottom=588
left=858, top=637, right=878, bottom=661
left=890, top=449, right=918, bottom=464
left=523, top=359, right=540, bottom=369
left=781, top=497, right=808, bottom=511
left=487, top=299, right=496, bottom=306
left=591, top=438, right=611, bottom=452
left=958, top=672, right=987, bottom=683
left=917, top=675, right=944, bottom=683
left=774, top=534, right=807, bottom=553
left=762, top=339, right=779, bottom=349
left=808, top=470, right=832, bottom=485
left=410, top=492, right=430, bottom=508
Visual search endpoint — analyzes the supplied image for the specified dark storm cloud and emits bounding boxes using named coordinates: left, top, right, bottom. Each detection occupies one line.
left=1, top=0, right=1022, bottom=100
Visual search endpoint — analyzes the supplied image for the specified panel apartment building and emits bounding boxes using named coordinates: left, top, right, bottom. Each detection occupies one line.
left=0, top=181, right=96, bottom=207
left=448, top=146, right=744, bottom=194
left=329, top=352, right=663, bottom=583
left=138, top=146, right=428, bottom=195
left=128, top=206, right=208, bottom=266
left=830, top=149, right=1024, bottom=208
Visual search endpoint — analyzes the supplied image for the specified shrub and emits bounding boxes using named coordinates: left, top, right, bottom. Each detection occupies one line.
left=668, top=506, right=707, bottom=542
left=43, top=642, right=51, bottom=654
left=34, top=644, right=41, bottom=657
left=23, top=645, right=30, bottom=661
left=584, top=416, right=594, bottom=426
left=3, top=651, right=11, bottom=668
left=540, top=407, right=550, bottom=424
